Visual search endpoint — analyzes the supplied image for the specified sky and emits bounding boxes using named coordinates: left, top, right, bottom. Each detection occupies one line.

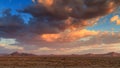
left=0, top=0, right=120, bottom=55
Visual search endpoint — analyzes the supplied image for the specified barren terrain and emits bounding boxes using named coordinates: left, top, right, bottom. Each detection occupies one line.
left=0, top=56, right=120, bottom=68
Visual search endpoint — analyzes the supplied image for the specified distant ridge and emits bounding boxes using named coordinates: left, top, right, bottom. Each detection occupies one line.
left=9, top=51, right=36, bottom=56
left=103, top=52, right=120, bottom=57
left=81, top=52, right=120, bottom=57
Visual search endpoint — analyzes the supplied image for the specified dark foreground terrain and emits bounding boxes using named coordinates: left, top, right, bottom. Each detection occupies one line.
left=0, top=56, right=120, bottom=68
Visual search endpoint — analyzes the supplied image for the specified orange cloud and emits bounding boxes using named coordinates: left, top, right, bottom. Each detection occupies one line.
left=40, top=29, right=99, bottom=42
left=111, top=15, right=120, bottom=25
left=41, top=34, right=60, bottom=42
left=111, top=15, right=119, bottom=22
left=38, top=0, right=54, bottom=6
left=116, top=19, right=120, bottom=25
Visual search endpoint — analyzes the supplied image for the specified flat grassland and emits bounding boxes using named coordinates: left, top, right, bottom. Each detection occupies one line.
left=0, top=56, right=120, bottom=68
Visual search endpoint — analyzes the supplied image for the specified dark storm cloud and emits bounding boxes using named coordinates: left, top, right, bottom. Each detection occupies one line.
left=0, top=0, right=120, bottom=35
left=26, top=0, right=120, bottom=19
left=21, top=0, right=120, bottom=34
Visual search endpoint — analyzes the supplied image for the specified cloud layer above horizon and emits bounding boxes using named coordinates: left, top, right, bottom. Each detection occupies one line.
left=0, top=0, right=120, bottom=54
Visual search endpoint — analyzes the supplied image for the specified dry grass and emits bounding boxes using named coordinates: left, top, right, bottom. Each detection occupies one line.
left=0, top=56, right=120, bottom=68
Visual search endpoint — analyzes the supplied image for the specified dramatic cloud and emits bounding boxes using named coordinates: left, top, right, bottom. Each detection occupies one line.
left=23, top=0, right=120, bottom=34
left=0, top=0, right=120, bottom=37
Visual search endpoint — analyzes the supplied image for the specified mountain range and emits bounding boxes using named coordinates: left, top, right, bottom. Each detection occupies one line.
left=0, top=52, right=120, bottom=57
